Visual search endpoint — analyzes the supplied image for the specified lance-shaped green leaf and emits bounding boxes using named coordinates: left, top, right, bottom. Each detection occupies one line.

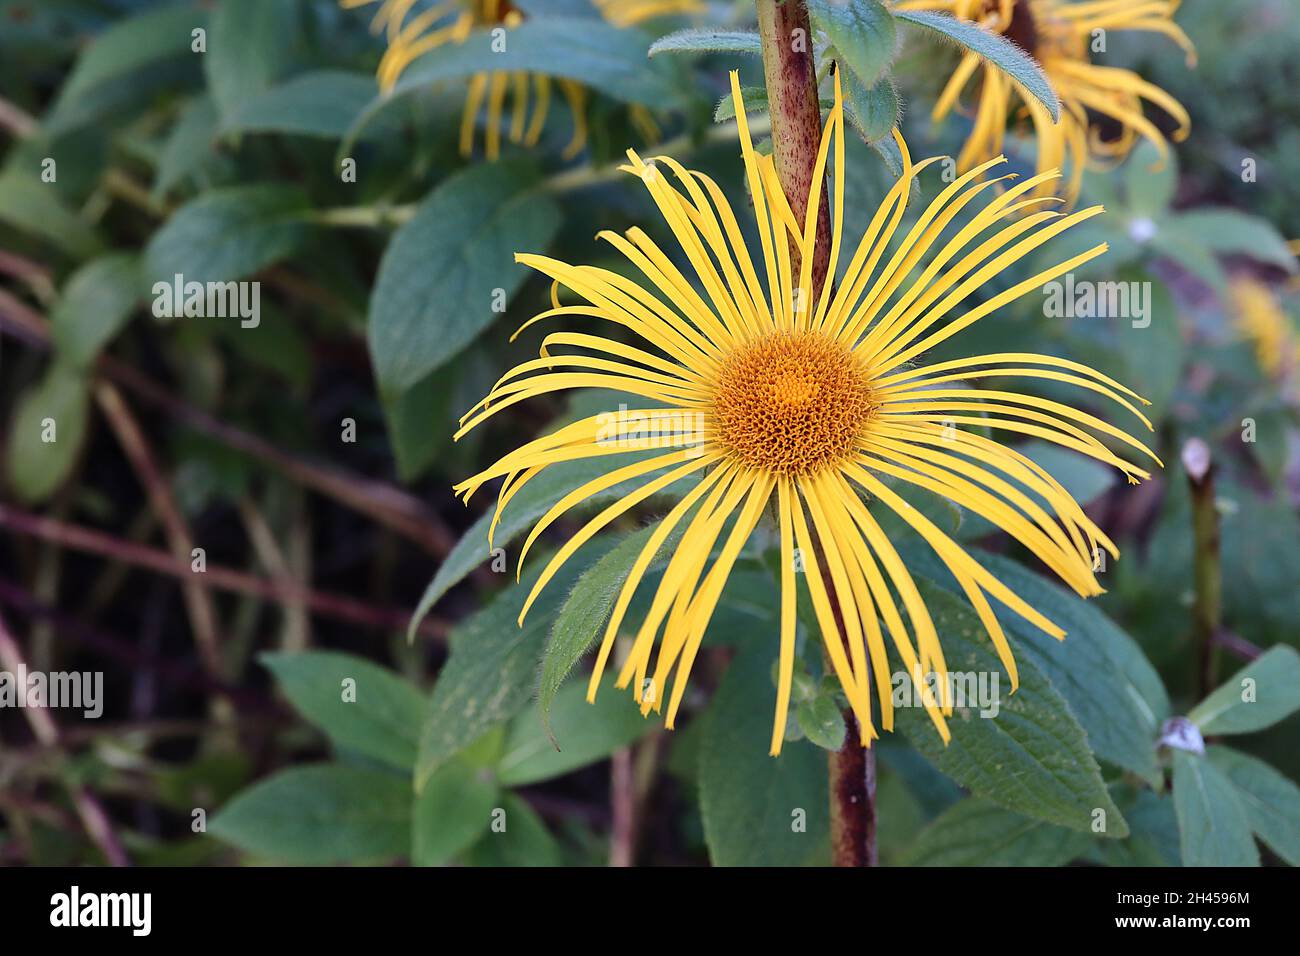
left=367, top=161, right=560, bottom=397
left=51, top=254, right=140, bottom=368
left=895, top=9, right=1059, bottom=121
left=1171, top=751, right=1259, bottom=867
left=895, top=580, right=1127, bottom=836
left=5, top=364, right=90, bottom=505
left=1208, top=746, right=1300, bottom=866
left=144, top=185, right=312, bottom=285
left=210, top=764, right=411, bottom=864
left=808, top=0, right=897, bottom=88
left=411, top=432, right=685, bottom=636
left=499, top=680, right=651, bottom=786
left=461, top=793, right=562, bottom=866
left=261, top=651, right=426, bottom=771
left=1172, top=208, right=1298, bottom=273
left=204, top=0, right=295, bottom=119
left=906, top=548, right=1168, bottom=786
left=412, top=755, right=500, bottom=866
left=46, top=3, right=206, bottom=134
left=843, top=72, right=900, bottom=145
left=538, top=521, right=686, bottom=722
left=414, top=540, right=617, bottom=790
left=700, top=649, right=830, bottom=866
left=1189, top=645, right=1300, bottom=735
left=223, top=71, right=391, bottom=140
left=903, top=798, right=1090, bottom=866
left=649, top=29, right=762, bottom=57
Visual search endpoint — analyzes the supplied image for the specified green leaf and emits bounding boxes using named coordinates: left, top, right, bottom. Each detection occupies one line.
left=144, top=185, right=311, bottom=285
left=699, top=649, right=829, bottom=866
left=895, top=9, right=1059, bottom=121
left=1173, top=208, right=1298, bottom=273
left=498, top=680, right=650, bottom=787
left=871, top=133, right=904, bottom=176
left=260, top=651, right=426, bottom=771
left=1188, top=645, right=1300, bottom=735
left=907, top=548, right=1167, bottom=784
left=154, top=95, right=222, bottom=198
left=809, top=0, right=897, bottom=88
left=411, top=442, right=679, bottom=633
left=648, top=29, right=762, bottom=58
left=895, top=579, right=1128, bottom=836
left=715, top=87, right=835, bottom=123
left=461, top=793, right=562, bottom=866
left=367, top=161, right=560, bottom=397
left=414, top=540, right=618, bottom=790
left=412, top=756, right=500, bottom=866
left=5, top=364, right=90, bottom=505
left=1148, top=230, right=1230, bottom=301
left=50, top=254, right=140, bottom=368
left=1171, top=751, right=1259, bottom=867
left=538, top=521, right=686, bottom=722
left=224, top=71, right=387, bottom=140
left=0, top=166, right=102, bottom=259
left=210, top=764, right=410, bottom=864
left=351, top=18, right=682, bottom=141
left=47, top=3, right=205, bottom=133
left=1122, top=140, right=1176, bottom=218
left=902, top=798, right=1090, bottom=866
left=796, top=694, right=846, bottom=751
left=843, top=73, right=900, bottom=145
left=204, top=0, right=295, bottom=119
left=1207, top=746, right=1300, bottom=866
left=1096, top=786, right=1181, bottom=867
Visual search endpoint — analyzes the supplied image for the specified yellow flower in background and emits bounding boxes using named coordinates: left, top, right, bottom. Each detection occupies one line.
left=1233, top=277, right=1299, bottom=380
left=898, top=0, right=1195, bottom=203
left=455, top=71, right=1160, bottom=754
left=342, top=0, right=701, bottom=159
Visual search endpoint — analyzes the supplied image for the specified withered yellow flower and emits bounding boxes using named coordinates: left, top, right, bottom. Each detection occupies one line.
left=898, top=0, right=1195, bottom=202
left=456, top=72, right=1159, bottom=754
left=341, top=0, right=700, bottom=159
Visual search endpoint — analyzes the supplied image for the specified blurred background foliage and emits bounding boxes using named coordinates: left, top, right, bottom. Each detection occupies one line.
left=0, top=0, right=1297, bottom=867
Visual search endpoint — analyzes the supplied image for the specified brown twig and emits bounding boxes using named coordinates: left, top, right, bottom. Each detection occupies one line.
left=0, top=286, right=455, bottom=556
left=0, top=504, right=449, bottom=639
left=0, top=609, right=131, bottom=866
left=95, top=382, right=224, bottom=676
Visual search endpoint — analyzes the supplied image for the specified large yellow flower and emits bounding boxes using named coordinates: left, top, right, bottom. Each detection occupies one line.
left=456, top=72, right=1160, bottom=754
left=898, top=0, right=1195, bottom=202
left=342, top=0, right=701, bottom=159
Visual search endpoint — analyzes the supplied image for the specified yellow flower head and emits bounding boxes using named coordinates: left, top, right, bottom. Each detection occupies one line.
left=899, top=0, right=1195, bottom=203
left=342, top=0, right=700, bottom=159
left=456, top=71, right=1160, bottom=755
left=1232, top=276, right=1299, bottom=380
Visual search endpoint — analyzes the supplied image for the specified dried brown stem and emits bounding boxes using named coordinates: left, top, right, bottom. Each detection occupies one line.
left=96, top=382, right=224, bottom=676
left=0, top=286, right=454, bottom=556
left=0, top=609, right=131, bottom=866
left=0, top=504, right=449, bottom=639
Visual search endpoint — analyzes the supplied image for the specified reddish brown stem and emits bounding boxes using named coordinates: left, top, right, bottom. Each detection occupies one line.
left=757, top=0, right=875, bottom=868
left=0, top=504, right=449, bottom=639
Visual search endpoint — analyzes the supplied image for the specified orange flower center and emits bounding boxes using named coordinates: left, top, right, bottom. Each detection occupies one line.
left=710, top=332, right=874, bottom=476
